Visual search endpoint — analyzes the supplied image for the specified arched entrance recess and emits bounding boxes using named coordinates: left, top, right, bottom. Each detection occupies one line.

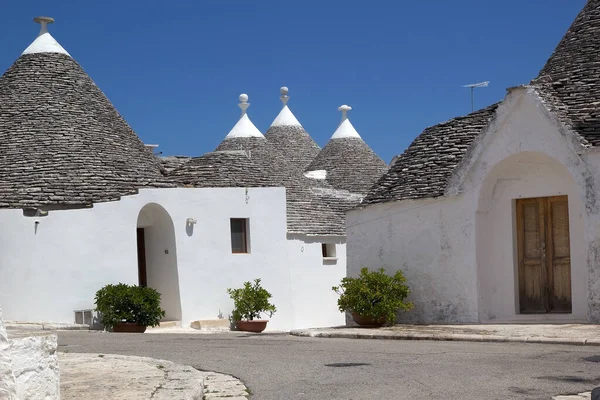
left=475, top=151, right=587, bottom=322
left=137, top=203, right=182, bottom=322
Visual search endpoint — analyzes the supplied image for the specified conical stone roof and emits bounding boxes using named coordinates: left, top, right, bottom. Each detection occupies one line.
left=170, top=94, right=350, bottom=235
left=171, top=95, right=276, bottom=188
left=265, top=87, right=321, bottom=172
left=306, top=105, right=388, bottom=195
left=533, top=0, right=600, bottom=146
left=0, top=17, right=171, bottom=209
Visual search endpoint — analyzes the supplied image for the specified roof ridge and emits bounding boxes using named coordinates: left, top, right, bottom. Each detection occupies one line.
left=420, top=104, right=500, bottom=132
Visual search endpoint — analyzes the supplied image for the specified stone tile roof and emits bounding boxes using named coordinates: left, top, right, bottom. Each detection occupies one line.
left=168, top=150, right=272, bottom=188
left=170, top=134, right=352, bottom=235
left=158, top=156, right=192, bottom=174
left=362, top=105, right=498, bottom=205
left=532, top=0, right=600, bottom=147
left=0, top=53, right=173, bottom=209
left=265, top=125, right=321, bottom=172
left=306, top=137, right=389, bottom=195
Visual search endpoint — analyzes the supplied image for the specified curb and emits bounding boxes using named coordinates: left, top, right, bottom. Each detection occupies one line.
left=7, top=322, right=89, bottom=331
left=200, top=371, right=250, bottom=399
left=289, top=329, right=600, bottom=346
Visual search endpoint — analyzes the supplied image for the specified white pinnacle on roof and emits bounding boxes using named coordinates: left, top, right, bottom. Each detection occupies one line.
left=225, top=94, right=264, bottom=139
left=270, top=87, right=302, bottom=127
left=22, top=16, right=70, bottom=56
left=330, top=105, right=361, bottom=139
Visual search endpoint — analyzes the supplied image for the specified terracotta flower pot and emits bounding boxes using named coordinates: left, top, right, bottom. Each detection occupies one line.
left=236, top=320, right=268, bottom=333
left=351, top=312, right=386, bottom=328
left=112, top=322, right=147, bottom=333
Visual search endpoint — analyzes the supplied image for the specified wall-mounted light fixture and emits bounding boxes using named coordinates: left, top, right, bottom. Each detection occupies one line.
left=186, top=218, right=197, bottom=225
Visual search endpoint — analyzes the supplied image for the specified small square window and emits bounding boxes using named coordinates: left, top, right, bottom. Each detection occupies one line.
left=231, top=218, right=249, bottom=254
left=322, top=243, right=336, bottom=259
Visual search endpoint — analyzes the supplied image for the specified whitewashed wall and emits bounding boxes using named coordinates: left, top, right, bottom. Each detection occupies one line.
left=348, top=87, right=600, bottom=323
left=0, top=306, right=16, bottom=399
left=286, top=235, right=346, bottom=328
left=348, top=197, right=479, bottom=323
left=0, top=186, right=345, bottom=331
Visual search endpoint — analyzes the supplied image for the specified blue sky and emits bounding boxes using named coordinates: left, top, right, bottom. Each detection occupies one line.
left=0, top=1, right=586, bottom=163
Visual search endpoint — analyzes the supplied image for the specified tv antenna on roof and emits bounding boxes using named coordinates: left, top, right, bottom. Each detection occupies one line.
left=463, top=81, right=489, bottom=113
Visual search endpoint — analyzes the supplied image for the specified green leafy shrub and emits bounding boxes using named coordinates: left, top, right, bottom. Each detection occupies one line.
left=332, top=268, right=413, bottom=325
left=227, top=278, right=277, bottom=321
left=94, top=283, right=166, bottom=329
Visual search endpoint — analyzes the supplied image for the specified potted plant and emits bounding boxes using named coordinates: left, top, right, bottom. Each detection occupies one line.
left=94, top=283, right=166, bottom=333
left=332, top=267, right=413, bottom=327
left=227, top=278, right=276, bottom=333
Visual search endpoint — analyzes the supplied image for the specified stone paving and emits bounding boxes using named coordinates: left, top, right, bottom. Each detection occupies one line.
left=59, top=353, right=249, bottom=399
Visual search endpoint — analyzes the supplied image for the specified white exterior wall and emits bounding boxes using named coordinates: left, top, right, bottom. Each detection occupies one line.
left=286, top=235, right=346, bottom=328
left=348, top=87, right=600, bottom=323
left=347, top=197, right=479, bottom=323
left=0, top=187, right=345, bottom=331
left=473, top=151, right=587, bottom=322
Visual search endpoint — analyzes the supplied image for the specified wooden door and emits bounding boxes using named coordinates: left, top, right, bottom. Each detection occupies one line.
left=516, top=196, right=571, bottom=314
left=136, top=228, right=147, bottom=287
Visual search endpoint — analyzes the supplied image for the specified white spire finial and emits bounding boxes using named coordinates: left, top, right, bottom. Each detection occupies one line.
left=280, top=86, right=289, bottom=106
left=238, top=93, right=249, bottom=116
left=34, top=16, right=54, bottom=37
left=338, top=105, right=352, bottom=122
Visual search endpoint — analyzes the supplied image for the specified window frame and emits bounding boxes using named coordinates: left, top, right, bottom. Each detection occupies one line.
left=230, top=218, right=250, bottom=254
left=322, top=243, right=337, bottom=259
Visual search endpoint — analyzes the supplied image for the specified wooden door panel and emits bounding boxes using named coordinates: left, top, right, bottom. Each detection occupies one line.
left=550, top=260, right=572, bottom=312
left=547, top=197, right=572, bottom=313
left=517, top=196, right=572, bottom=314
left=517, top=198, right=546, bottom=313
left=523, top=203, right=542, bottom=259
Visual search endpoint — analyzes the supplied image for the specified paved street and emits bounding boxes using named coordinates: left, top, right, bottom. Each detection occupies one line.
left=58, top=331, right=599, bottom=400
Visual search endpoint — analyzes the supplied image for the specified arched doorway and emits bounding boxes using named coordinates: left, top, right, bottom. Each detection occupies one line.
left=475, top=151, right=587, bottom=322
left=137, top=203, right=182, bottom=322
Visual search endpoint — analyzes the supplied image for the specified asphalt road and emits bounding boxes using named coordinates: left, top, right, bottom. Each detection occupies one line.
left=58, top=331, right=600, bottom=400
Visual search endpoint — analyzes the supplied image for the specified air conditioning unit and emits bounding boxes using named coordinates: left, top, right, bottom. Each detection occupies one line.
left=74, top=309, right=93, bottom=326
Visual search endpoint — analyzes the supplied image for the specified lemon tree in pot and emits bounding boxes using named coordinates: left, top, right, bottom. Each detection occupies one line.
left=94, top=283, right=165, bottom=333
left=227, top=278, right=276, bottom=333
left=333, top=268, right=413, bottom=327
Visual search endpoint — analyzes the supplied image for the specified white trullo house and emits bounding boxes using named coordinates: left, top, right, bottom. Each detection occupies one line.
left=0, top=17, right=387, bottom=331
left=348, top=0, right=600, bottom=324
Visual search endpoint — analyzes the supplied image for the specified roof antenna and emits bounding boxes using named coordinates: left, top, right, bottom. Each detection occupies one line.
left=33, top=16, right=54, bottom=37
left=462, top=81, right=489, bottom=113
left=238, top=94, right=249, bottom=117
left=280, top=87, right=289, bottom=106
